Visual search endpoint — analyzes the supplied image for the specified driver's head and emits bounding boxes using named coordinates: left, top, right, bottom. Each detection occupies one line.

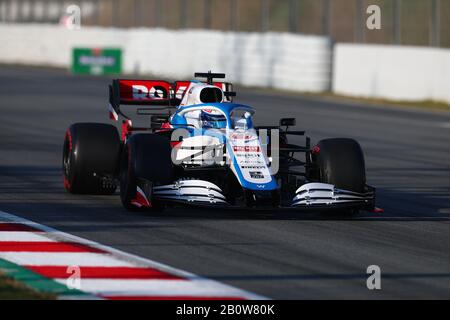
left=200, top=110, right=226, bottom=129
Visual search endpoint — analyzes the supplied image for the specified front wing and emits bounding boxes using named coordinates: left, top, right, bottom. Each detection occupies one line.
left=152, top=179, right=376, bottom=211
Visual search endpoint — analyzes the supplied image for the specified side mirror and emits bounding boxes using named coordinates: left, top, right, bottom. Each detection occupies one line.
left=280, top=118, right=296, bottom=127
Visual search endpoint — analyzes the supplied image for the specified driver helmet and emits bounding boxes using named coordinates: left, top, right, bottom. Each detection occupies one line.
left=200, top=109, right=227, bottom=129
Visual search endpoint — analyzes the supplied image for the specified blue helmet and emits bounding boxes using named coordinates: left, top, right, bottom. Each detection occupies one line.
left=200, top=110, right=227, bottom=129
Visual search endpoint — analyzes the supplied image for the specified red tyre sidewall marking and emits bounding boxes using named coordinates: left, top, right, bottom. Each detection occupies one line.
left=63, top=130, right=73, bottom=191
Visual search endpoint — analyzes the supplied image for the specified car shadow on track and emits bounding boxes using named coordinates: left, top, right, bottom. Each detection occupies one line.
left=0, top=165, right=449, bottom=222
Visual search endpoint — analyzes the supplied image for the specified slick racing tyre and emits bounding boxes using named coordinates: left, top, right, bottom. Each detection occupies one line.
left=63, top=123, right=120, bottom=195
left=314, top=138, right=366, bottom=193
left=120, top=133, right=174, bottom=211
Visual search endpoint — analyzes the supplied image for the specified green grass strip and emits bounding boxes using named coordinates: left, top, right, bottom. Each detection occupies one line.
left=0, top=258, right=91, bottom=298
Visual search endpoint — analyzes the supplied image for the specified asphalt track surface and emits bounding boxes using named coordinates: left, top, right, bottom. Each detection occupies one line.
left=0, top=65, right=449, bottom=299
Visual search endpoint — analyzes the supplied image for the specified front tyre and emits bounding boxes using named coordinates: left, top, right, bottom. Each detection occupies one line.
left=314, top=138, right=366, bottom=193
left=312, top=138, right=367, bottom=215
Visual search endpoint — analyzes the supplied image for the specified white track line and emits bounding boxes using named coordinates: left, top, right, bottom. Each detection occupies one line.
left=0, top=231, right=55, bottom=242
left=0, top=252, right=136, bottom=267
left=54, top=279, right=249, bottom=297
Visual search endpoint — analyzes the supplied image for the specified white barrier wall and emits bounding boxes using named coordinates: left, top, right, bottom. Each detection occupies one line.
left=333, top=43, right=450, bottom=104
left=0, top=24, right=332, bottom=93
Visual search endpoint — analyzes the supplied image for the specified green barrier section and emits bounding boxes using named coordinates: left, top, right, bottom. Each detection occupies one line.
left=71, top=47, right=122, bottom=75
left=0, top=258, right=89, bottom=298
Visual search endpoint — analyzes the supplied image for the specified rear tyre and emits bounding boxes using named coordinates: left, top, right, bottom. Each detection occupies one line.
left=314, top=138, right=366, bottom=214
left=120, top=134, right=174, bottom=211
left=62, top=123, right=120, bottom=195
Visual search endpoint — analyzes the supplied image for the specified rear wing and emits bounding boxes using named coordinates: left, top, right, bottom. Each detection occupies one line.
left=108, top=78, right=235, bottom=121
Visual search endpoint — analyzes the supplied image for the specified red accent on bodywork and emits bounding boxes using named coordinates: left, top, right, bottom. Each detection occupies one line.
left=174, top=81, right=191, bottom=100
left=170, top=141, right=182, bottom=148
left=174, top=81, right=230, bottom=102
left=118, top=80, right=172, bottom=104
left=109, top=107, right=119, bottom=121
left=121, top=119, right=132, bottom=141
left=130, top=188, right=151, bottom=208
left=116, top=80, right=233, bottom=107
left=161, top=122, right=172, bottom=129
left=372, top=207, right=385, bottom=214
left=312, top=145, right=320, bottom=154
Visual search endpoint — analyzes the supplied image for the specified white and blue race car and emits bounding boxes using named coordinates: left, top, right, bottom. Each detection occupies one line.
left=62, top=72, right=377, bottom=214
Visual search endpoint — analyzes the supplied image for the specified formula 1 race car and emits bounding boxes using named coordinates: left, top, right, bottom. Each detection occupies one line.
left=62, top=72, right=377, bottom=214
